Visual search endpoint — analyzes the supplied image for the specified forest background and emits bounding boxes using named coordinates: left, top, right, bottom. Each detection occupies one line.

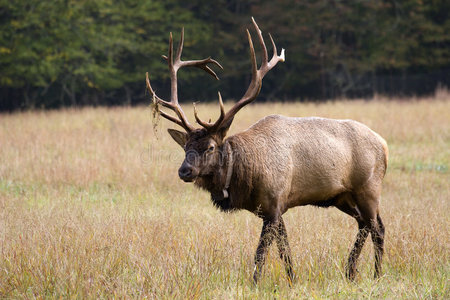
left=1, top=0, right=449, bottom=111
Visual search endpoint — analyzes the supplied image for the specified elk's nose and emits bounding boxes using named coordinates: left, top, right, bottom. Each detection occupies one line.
left=178, top=165, right=194, bottom=181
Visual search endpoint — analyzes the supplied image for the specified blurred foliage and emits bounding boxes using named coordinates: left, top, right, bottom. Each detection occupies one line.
left=0, top=0, right=449, bottom=110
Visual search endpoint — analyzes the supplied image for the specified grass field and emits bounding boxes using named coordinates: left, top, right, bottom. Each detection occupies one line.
left=0, top=97, right=449, bottom=298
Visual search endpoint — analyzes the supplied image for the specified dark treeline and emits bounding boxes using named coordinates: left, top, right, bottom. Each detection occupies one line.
left=1, top=0, right=449, bottom=111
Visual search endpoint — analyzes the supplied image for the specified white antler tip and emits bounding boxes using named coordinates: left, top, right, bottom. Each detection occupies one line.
left=280, top=48, right=286, bottom=62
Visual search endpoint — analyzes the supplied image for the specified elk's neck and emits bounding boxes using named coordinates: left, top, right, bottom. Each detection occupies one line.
left=195, top=137, right=254, bottom=212
left=195, top=140, right=233, bottom=210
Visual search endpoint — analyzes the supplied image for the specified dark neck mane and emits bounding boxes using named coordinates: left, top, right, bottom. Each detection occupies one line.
left=194, top=137, right=253, bottom=212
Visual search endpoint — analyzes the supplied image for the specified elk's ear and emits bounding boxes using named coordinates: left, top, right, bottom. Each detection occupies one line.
left=167, top=129, right=187, bottom=148
left=217, top=117, right=234, bottom=140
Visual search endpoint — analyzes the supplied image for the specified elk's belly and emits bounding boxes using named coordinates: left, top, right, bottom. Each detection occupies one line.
left=286, top=170, right=349, bottom=209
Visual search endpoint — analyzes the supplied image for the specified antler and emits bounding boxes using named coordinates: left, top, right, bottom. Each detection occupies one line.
left=146, top=28, right=223, bottom=132
left=195, top=17, right=285, bottom=132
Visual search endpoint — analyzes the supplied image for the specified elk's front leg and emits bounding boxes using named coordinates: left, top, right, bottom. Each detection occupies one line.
left=253, top=218, right=277, bottom=284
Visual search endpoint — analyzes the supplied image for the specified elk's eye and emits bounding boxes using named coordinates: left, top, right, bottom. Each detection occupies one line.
left=207, top=145, right=215, bottom=152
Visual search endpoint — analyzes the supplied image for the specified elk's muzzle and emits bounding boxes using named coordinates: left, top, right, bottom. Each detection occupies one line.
left=178, top=162, right=198, bottom=182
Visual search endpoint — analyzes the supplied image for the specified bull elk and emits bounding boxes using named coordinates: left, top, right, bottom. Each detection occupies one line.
left=146, top=18, right=388, bottom=284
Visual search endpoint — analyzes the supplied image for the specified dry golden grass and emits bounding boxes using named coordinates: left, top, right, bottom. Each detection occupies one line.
left=0, top=97, right=449, bottom=298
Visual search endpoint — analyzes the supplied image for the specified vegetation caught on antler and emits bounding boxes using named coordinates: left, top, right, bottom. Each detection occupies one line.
left=150, top=93, right=161, bottom=134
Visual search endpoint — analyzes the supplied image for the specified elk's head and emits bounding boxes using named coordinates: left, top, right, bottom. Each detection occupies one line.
left=167, top=122, right=232, bottom=182
left=146, top=18, right=284, bottom=183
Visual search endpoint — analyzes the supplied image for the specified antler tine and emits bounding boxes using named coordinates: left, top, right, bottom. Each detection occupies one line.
left=182, top=57, right=223, bottom=80
left=146, top=72, right=193, bottom=131
left=173, top=28, right=224, bottom=80
left=193, top=102, right=210, bottom=128
left=167, top=33, right=175, bottom=100
left=269, top=33, right=285, bottom=69
left=251, top=17, right=269, bottom=67
left=194, top=92, right=225, bottom=130
left=146, top=72, right=176, bottom=110
left=146, top=72, right=163, bottom=103
left=247, top=29, right=259, bottom=89
left=175, top=28, right=184, bottom=63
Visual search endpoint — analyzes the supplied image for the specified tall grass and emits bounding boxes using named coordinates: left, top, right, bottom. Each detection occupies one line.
left=0, top=98, right=449, bottom=298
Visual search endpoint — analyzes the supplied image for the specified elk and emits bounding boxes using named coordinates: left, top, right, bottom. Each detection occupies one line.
left=146, top=18, right=388, bottom=284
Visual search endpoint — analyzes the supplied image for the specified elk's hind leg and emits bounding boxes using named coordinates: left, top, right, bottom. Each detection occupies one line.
left=372, top=213, right=385, bottom=278
left=354, top=192, right=385, bottom=279
left=335, top=197, right=369, bottom=281
left=276, top=217, right=295, bottom=284
left=346, top=220, right=369, bottom=280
